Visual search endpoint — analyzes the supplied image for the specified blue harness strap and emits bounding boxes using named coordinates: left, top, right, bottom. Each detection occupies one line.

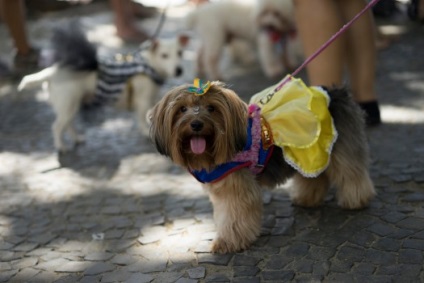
left=190, top=118, right=274, bottom=184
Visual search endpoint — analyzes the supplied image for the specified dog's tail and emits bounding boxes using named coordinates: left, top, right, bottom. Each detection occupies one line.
left=18, top=65, right=58, bottom=91
left=51, top=21, right=98, bottom=71
left=327, top=87, right=366, bottom=131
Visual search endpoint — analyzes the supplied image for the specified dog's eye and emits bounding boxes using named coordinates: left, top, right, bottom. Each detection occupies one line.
left=180, top=106, right=187, bottom=113
left=161, top=53, right=169, bottom=59
left=207, top=105, right=215, bottom=112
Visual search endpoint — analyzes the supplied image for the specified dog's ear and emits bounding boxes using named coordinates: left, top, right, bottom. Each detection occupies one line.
left=149, top=39, right=159, bottom=53
left=224, top=89, right=249, bottom=152
left=149, top=99, right=170, bottom=156
left=211, top=84, right=248, bottom=162
left=178, top=34, right=190, bottom=47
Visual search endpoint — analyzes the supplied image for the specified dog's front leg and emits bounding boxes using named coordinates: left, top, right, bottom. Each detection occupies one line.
left=207, top=170, right=262, bottom=254
left=257, top=32, right=283, bottom=79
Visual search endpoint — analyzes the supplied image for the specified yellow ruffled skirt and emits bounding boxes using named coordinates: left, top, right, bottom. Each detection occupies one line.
left=250, top=76, right=338, bottom=178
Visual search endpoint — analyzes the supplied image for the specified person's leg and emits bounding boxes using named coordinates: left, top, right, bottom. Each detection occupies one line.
left=339, top=0, right=377, bottom=102
left=110, top=0, right=149, bottom=42
left=293, top=0, right=346, bottom=87
left=0, top=0, right=31, bottom=55
left=339, top=0, right=381, bottom=125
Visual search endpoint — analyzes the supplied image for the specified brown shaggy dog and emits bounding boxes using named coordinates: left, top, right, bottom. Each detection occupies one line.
left=149, top=81, right=375, bottom=253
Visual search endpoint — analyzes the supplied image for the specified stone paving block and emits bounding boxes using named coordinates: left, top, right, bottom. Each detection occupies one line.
left=398, top=249, right=424, bottom=264
left=0, top=262, right=12, bottom=271
left=306, top=245, right=335, bottom=261
left=397, top=217, right=424, bottom=230
left=372, top=237, right=401, bottom=252
left=13, top=242, right=39, bottom=252
left=351, top=263, right=375, bottom=275
left=262, top=270, right=295, bottom=282
left=283, top=242, right=310, bottom=258
left=336, top=244, right=366, bottom=262
left=233, top=254, right=261, bottom=266
left=233, top=266, right=260, bottom=277
left=100, top=270, right=132, bottom=282
left=84, top=262, right=116, bottom=276
left=363, top=249, right=397, bottom=265
left=205, top=273, right=230, bottom=282
left=11, top=257, right=38, bottom=269
left=55, top=261, right=92, bottom=273
left=12, top=267, right=41, bottom=281
left=34, top=258, right=71, bottom=271
left=110, top=254, right=137, bottom=265
left=263, top=254, right=292, bottom=270
left=187, top=266, right=206, bottom=279
left=197, top=254, right=233, bottom=266
left=175, top=278, right=198, bottom=283
left=84, top=252, right=114, bottom=261
left=125, top=273, right=154, bottom=283
left=0, top=270, right=18, bottom=283
left=194, top=241, right=212, bottom=253
left=126, top=259, right=168, bottom=273
left=153, top=271, right=184, bottom=283
left=233, top=277, right=260, bottom=283
left=402, top=238, right=424, bottom=250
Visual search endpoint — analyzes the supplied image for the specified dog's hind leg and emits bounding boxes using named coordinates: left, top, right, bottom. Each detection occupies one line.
left=51, top=92, right=82, bottom=152
left=326, top=156, right=376, bottom=210
left=289, top=172, right=330, bottom=208
left=68, top=123, right=85, bottom=146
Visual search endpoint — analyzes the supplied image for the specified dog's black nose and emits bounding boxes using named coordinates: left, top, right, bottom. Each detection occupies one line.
left=190, top=120, right=203, bottom=132
left=175, top=66, right=183, bottom=77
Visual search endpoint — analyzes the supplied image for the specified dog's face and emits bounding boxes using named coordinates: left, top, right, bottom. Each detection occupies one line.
left=144, top=35, right=190, bottom=79
left=256, top=0, right=295, bottom=40
left=149, top=82, right=248, bottom=171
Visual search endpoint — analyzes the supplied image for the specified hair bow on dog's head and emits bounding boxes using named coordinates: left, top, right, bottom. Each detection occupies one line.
left=187, top=78, right=211, bottom=96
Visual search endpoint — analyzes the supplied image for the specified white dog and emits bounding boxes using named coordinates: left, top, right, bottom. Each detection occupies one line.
left=18, top=23, right=189, bottom=152
left=186, top=0, right=301, bottom=80
left=255, top=0, right=303, bottom=77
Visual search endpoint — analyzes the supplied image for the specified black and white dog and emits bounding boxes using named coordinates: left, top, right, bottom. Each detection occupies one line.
left=19, top=23, right=189, bottom=152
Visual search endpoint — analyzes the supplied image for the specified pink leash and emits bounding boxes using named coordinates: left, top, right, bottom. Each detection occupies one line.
left=274, top=0, right=382, bottom=93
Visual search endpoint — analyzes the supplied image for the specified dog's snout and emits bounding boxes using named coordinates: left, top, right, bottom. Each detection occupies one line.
left=190, top=120, right=204, bottom=132
left=175, top=66, right=183, bottom=77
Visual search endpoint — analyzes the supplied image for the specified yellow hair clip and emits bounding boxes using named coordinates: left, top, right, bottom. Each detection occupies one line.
left=187, top=78, right=211, bottom=96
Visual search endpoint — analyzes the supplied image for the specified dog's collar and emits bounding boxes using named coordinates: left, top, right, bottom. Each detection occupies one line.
left=190, top=104, right=274, bottom=184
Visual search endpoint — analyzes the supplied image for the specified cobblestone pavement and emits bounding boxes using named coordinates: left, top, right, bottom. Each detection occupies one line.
left=1, top=2, right=424, bottom=283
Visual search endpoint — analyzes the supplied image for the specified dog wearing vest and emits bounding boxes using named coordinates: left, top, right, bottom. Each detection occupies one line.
left=18, top=22, right=189, bottom=152
left=149, top=78, right=376, bottom=253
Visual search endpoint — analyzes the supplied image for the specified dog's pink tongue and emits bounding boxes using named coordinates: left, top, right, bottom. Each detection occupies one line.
left=190, top=137, right=206, bottom=155
left=270, top=31, right=282, bottom=43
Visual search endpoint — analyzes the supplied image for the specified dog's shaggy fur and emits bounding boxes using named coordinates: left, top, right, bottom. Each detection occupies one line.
left=149, top=82, right=376, bottom=253
left=18, top=23, right=188, bottom=152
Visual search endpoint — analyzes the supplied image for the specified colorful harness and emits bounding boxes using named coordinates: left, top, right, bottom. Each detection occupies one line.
left=190, top=104, right=274, bottom=184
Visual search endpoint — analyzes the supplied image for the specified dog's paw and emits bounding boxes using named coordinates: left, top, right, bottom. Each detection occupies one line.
left=211, top=237, right=247, bottom=254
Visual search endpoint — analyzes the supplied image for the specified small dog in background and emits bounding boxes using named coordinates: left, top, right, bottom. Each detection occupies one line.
left=18, top=22, right=189, bottom=152
left=186, top=0, right=301, bottom=80
left=255, top=0, right=303, bottom=77
left=149, top=79, right=375, bottom=253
